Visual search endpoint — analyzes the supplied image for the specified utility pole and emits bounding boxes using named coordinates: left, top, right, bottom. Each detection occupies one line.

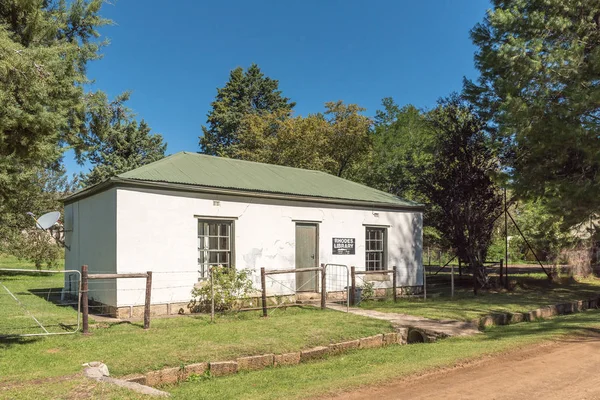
left=504, top=188, right=509, bottom=289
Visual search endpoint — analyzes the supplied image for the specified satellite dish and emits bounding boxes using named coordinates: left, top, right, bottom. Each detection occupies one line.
left=34, top=211, right=61, bottom=230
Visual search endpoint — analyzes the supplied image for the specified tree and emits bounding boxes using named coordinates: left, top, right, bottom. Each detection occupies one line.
left=0, top=165, right=75, bottom=268
left=363, top=98, right=433, bottom=201
left=323, top=101, right=372, bottom=178
left=0, top=0, right=109, bottom=167
left=0, top=0, right=108, bottom=244
left=231, top=110, right=332, bottom=171
left=417, top=96, right=503, bottom=293
left=466, top=0, right=600, bottom=226
left=79, top=92, right=166, bottom=186
left=488, top=198, right=572, bottom=264
left=230, top=101, right=371, bottom=178
left=199, top=64, right=295, bottom=157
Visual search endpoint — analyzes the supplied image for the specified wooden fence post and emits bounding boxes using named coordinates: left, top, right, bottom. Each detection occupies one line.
left=423, top=263, right=427, bottom=301
left=392, top=265, right=397, bottom=303
left=350, top=266, right=356, bottom=306
left=451, top=263, right=455, bottom=298
left=499, top=259, right=504, bottom=288
left=504, top=259, right=509, bottom=290
left=81, top=265, right=89, bottom=335
left=458, top=259, right=462, bottom=277
left=144, top=271, right=152, bottom=330
left=261, top=267, right=267, bottom=317
left=320, top=264, right=326, bottom=310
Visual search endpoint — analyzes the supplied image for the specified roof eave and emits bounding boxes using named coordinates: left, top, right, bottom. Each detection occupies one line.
left=62, top=177, right=425, bottom=211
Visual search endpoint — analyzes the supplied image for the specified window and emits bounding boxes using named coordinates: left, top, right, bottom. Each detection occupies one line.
left=197, top=220, right=233, bottom=279
left=365, top=227, right=386, bottom=271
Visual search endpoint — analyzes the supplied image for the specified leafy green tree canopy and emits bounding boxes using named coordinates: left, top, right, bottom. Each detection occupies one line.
left=230, top=101, right=371, bottom=178
left=364, top=98, right=433, bottom=201
left=466, top=0, right=600, bottom=226
left=199, top=64, right=295, bottom=157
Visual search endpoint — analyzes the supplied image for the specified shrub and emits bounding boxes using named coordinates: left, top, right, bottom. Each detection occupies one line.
left=360, top=281, right=375, bottom=301
left=188, top=266, right=255, bottom=313
left=6, top=229, right=62, bottom=269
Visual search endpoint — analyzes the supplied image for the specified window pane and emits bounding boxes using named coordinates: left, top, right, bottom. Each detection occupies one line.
left=209, top=236, right=218, bottom=250
left=209, top=223, right=218, bottom=236
left=219, top=237, right=229, bottom=250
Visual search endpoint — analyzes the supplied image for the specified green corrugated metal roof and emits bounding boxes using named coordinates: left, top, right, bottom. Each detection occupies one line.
left=116, top=152, right=419, bottom=208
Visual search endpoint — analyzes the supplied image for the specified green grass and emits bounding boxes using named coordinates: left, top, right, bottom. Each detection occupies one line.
left=0, top=376, right=150, bottom=400
left=168, top=310, right=600, bottom=400
left=360, top=273, right=600, bottom=321
left=0, top=254, right=392, bottom=384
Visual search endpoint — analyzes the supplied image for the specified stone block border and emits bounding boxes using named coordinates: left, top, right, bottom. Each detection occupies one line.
left=478, top=295, right=600, bottom=329
left=123, top=330, right=405, bottom=387
left=121, top=295, right=600, bottom=388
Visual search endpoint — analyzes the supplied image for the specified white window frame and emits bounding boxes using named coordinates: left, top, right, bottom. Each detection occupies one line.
left=197, top=219, right=234, bottom=280
left=365, top=226, right=387, bottom=271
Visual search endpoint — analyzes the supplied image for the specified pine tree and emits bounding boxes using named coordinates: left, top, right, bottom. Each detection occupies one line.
left=0, top=0, right=108, bottom=243
left=79, top=93, right=167, bottom=186
left=466, top=0, right=600, bottom=226
left=199, top=64, right=295, bottom=157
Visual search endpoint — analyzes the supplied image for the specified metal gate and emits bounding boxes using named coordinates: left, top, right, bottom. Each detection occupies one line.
left=0, top=268, right=81, bottom=337
left=324, top=263, right=349, bottom=312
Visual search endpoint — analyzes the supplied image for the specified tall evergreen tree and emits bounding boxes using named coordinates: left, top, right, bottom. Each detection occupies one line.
left=199, top=64, right=295, bottom=157
left=466, top=0, right=600, bottom=226
left=0, top=0, right=108, bottom=241
left=417, top=96, right=503, bottom=293
left=79, top=92, right=167, bottom=186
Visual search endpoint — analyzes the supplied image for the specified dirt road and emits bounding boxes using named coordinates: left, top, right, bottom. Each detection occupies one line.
left=331, top=335, right=600, bottom=400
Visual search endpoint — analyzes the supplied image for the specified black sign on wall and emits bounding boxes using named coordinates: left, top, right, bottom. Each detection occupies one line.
left=332, top=238, right=355, bottom=255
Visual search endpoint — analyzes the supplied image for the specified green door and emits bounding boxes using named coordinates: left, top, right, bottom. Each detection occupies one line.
left=295, top=223, right=318, bottom=292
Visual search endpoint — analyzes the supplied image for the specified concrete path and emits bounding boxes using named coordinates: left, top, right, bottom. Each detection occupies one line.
left=327, top=304, right=480, bottom=337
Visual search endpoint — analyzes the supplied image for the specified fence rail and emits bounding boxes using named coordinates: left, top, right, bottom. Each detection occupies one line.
left=350, top=266, right=398, bottom=306
left=81, top=265, right=153, bottom=333
left=260, top=266, right=326, bottom=317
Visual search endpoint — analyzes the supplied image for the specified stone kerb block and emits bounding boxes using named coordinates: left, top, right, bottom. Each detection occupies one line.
left=359, top=334, right=383, bottom=349
left=209, top=361, right=238, bottom=377
left=237, top=354, right=274, bottom=371
left=328, top=340, right=359, bottom=355
left=300, top=346, right=329, bottom=362
left=274, top=352, right=301, bottom=366
left=383, top=332, right=399, bottom=345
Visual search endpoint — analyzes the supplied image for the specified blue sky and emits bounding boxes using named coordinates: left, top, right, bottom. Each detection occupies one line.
left=71, top=0, right=491, bottom=174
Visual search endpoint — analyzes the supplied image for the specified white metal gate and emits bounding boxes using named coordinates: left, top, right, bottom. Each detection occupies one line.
left=0, top=269, right=81, bottom=337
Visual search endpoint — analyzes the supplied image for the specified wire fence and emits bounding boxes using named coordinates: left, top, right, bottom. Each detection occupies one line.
left=0, top=264, right=363, bottom=337
left=0, top=269, right=80, bottom=337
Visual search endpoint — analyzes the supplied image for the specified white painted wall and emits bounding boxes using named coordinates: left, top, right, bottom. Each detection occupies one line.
left=63, top=189, right=117, bottom=306
left=114, top=187, right=423, bottom=307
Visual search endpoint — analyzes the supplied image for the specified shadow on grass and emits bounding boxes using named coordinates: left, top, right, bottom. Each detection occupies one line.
left=0, top=336, right=42, bottom=350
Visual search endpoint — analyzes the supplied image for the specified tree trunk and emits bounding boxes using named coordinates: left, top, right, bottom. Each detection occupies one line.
left=468, top=253, right=486, bottom=295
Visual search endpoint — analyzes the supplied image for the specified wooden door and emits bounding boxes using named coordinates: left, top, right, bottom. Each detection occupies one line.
left=295, top=223, right=318, bottom=292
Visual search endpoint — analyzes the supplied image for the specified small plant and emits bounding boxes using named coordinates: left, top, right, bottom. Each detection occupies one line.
left=360, top=281, right=375, bottom=301
left=188, top=266, right=255, bottom=313
left=186, top=371, right=212, bottom=383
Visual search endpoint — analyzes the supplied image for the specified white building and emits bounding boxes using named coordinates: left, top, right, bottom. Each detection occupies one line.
left=62, top=152, right=423, bottom=317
